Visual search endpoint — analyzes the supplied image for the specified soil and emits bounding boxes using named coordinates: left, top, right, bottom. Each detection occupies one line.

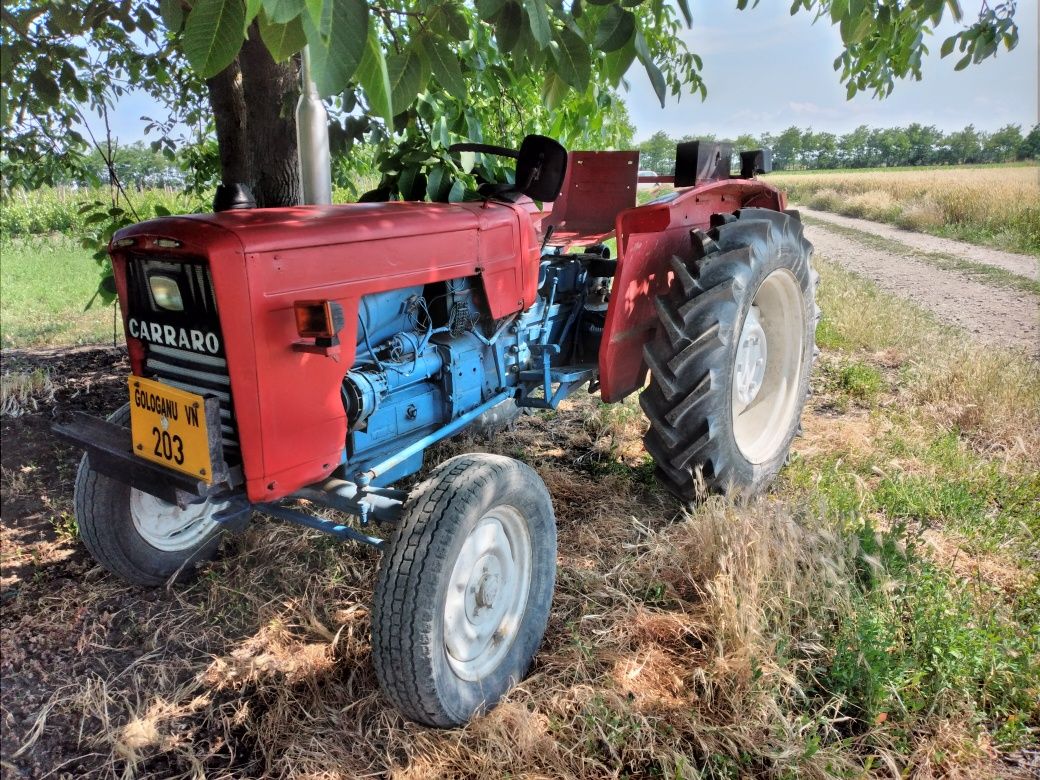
left=800, top=210, right=1040, bottom=357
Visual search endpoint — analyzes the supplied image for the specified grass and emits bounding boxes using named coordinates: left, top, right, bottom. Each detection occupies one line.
left=0, top=187, right=201, bottom=239
left=801, top=214, right=1040, bottom=295
left=5, top=254, right=1038, bottom=778
left=766, top=164, right=1040, bottom=256
left=0, top=235, right=122, bottom=347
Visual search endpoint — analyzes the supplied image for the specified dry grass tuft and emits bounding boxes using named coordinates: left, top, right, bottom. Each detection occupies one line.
left=0, top=368, right=55, bottom=417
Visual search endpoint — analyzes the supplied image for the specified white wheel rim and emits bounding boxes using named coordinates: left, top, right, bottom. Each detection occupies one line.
left=731, top=268, right=806, bottom=464
left=130, top=489, right=226, bottom=552
left=443, top=506, right=532, bottom=682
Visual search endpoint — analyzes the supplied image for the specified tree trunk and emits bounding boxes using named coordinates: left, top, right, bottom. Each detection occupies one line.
left=206, top=60, right=251, bottom=186
left=206, top=25, right=301, bottom=208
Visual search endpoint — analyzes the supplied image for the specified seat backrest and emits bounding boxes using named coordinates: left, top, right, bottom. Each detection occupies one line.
left=543, top=151, right=639, bottom=245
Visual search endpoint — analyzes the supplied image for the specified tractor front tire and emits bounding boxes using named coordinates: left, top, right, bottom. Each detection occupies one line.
left=641, top=208, right=818, bottom=500
left=74, top=404, right=227, bottom=586
left=371, top=454, right=557, bottom=727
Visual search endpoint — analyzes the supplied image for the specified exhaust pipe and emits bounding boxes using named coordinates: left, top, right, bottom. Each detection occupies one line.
left=296, top=47, right=332, bottom=206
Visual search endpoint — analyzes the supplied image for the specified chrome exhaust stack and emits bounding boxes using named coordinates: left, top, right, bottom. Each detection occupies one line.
left=296, top=47, right=332, bottom=206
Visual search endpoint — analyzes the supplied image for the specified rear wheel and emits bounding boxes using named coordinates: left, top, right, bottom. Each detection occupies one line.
left=74, top=405, right=227, bottom=585
left=641, top=208, right=818, bottom=500
left=371, top=453, right=556, bottom=727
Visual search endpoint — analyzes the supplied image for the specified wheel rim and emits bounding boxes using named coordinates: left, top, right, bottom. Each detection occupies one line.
left=443, top=505, right=532, bottom=682
left=731, top=268, right=806, bottom=464
left=130, top=489, right=226, bottom=552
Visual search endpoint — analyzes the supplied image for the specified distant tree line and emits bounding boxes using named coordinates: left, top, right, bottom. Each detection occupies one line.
left=637, top=124, right=1040, bottom=173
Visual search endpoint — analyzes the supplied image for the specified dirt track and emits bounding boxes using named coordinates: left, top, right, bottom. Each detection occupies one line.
left=800, top=208, right=1040, bottom=357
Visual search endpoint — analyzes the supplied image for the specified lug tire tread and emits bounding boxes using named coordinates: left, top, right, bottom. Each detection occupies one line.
left=641, top=208, right=818, bottom=500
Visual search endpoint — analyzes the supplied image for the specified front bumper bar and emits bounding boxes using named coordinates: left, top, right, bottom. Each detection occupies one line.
left=53, top=413, right=233, bottom=506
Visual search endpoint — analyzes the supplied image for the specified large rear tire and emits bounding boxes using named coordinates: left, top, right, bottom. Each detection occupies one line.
left=371, top=454, right=557, bottom=727
left=74, top=405, right=227, bottom=585
left=641, top=208, right=819, bottom=500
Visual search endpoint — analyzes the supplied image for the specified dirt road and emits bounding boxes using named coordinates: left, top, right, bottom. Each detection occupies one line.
left=800, top=208, right=1040, bottom=357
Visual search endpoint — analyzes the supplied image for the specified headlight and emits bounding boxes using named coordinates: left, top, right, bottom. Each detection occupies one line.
left=149, top=275, right=184, bottom=311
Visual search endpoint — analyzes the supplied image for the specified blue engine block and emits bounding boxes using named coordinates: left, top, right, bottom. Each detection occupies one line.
left=339, top=252, right=609, bottom=486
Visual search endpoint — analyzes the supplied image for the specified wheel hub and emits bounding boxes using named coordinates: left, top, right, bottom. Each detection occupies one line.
left=443, top=508, right=532, bottom=681
left=730, top=268, right=807, bottom=465
left=734, top=305, right=768, bottom=405
left=130, top=489, right=226, bottom=552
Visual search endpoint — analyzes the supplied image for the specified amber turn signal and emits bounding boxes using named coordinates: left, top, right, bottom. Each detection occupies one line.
left=294, top=300, right=346, bottom=342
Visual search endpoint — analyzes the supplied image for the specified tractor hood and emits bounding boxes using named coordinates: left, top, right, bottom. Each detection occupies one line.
left=132, top=201, right=489, bottom=255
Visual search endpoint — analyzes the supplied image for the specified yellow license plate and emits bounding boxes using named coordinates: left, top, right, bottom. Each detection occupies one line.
left=129, top=376, right=214, bottom=483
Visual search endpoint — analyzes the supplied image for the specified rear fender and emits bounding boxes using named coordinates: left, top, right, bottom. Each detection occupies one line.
left=598, top=179, right=785, bottom=402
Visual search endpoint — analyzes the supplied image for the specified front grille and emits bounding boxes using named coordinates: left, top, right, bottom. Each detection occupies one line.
left=145, top=344, right=240, bottom=456
left=126, top=255, right=240, bottom=462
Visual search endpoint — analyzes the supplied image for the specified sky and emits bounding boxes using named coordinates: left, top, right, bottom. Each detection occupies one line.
left=623, top=1, right=1039, bottom=141
left=103, top=2, right=1039, bottom=145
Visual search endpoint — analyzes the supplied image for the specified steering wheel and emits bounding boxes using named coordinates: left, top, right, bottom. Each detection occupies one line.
left=448, top=142, right=519, bottom=160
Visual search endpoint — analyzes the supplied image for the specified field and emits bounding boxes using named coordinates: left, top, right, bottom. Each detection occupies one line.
left=766, top=165, right=1040, bottom=256
left=1, top=170, right=1039, bottom=777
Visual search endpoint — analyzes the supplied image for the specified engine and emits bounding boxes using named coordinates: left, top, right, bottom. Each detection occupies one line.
left=340, top=249, right=615, bottom=484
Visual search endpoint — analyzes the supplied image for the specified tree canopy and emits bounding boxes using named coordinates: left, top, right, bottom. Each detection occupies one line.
left=636, top=122, right=1040, bottom=174
left=1, top=0, right=1022, bottom=202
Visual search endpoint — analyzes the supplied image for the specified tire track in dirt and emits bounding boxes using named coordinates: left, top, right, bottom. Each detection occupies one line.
left=800, top=207, right=1039, bottom=280
left=801, top=215, right=1040, bottom=357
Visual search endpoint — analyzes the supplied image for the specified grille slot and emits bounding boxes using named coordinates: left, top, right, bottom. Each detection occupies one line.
left=146, top=345, right=240, bottom=455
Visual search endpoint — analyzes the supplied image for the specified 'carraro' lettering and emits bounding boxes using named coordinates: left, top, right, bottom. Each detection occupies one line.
left=128, top=318, right=220, bottom=354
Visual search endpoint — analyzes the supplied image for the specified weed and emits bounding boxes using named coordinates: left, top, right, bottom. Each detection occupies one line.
left=50, top=512, right=79, bottom=541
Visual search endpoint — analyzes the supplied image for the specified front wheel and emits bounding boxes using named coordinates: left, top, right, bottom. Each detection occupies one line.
left=641, top=208, right=819, bottom=500
left=371, top=454, right=557, bottom=727
left=74, top=404, right=228, bottom=585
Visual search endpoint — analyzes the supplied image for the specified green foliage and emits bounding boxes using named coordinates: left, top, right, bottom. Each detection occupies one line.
left=3, top=1, right=1023, bottom=198
left=819, top=523, right=1039, bottom=748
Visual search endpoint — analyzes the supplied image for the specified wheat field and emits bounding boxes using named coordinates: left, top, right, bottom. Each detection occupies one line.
left=767, top=165, right=1040, bottom=255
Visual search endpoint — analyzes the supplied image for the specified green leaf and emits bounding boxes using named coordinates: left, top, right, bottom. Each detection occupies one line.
left=387, top=48, right=423, bottom=116
left=593, top=6, right=635, bottom=52
left=245, top=0, right=262, bottom=31
left=643, top=58, right=666, bottom=107
left=427, top=165, right=451, bottom=201
left=304, top=0, right=322, bottom=26
left=398, top=166, right=424, bottom=200
left=422, top=36, right=466, bottom=100
left=477, top=0, right=509, bottom=20
left=603, top=37, right=635, bottom=85
left=183, top=0, right=246, bottom=79
left=676, top=0, right=692, bottom=26
left=447, top=179, right=465, bottom=202
left=953, top=52, right=971, bottom=71
left=154, top=204, right=172, bottom=217
left=262, top=0, right=304, bottom=24
left=940, top=35, right=956, bottom=58
left=258, top=11, right=306, bottom=61
left=524, top=0, right=552, bottom=48
left=158, top=0, right=185, bottom=31
left=553, top=27, right=590, bottom=91
left=441, top=5, right=470, bottom=41
left=496, top=1, right=523, bottom=51
left=541, top=70, right=568, bottom=109
left=356, top=24, right=393, bottom=122
left=303, top=0, right=368, bottom=97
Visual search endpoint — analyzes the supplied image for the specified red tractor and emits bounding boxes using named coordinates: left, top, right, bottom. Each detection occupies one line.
left=58, top=135, right=817, bottom=727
